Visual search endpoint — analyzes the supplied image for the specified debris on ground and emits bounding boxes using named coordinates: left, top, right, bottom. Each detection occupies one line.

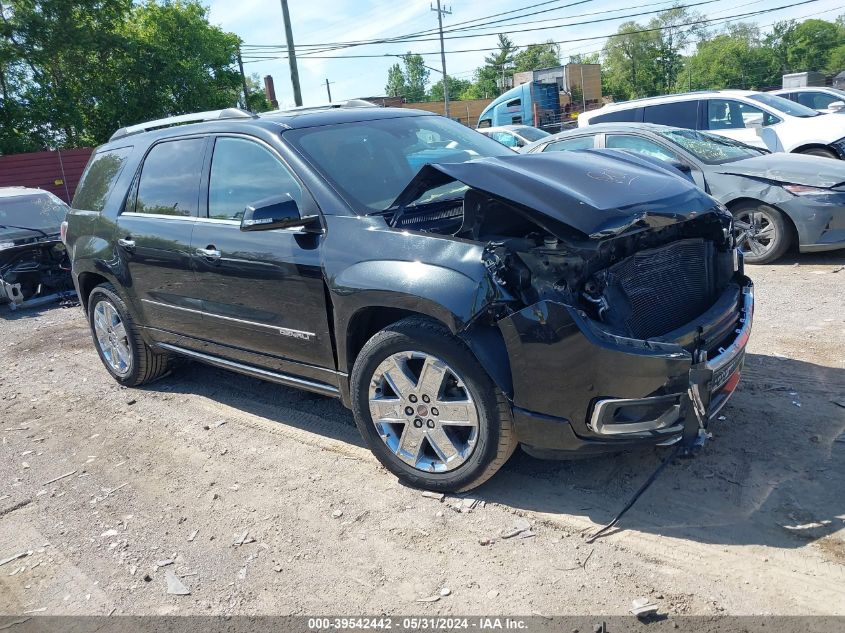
left=164, top=570, right=190, bottom=595
left=187, top=529, right=199, bottom=542
left=156, top=559, right=174, bottom=567
left=233, top=530, right=254, bottom=546
left=501, top=517, right=532, bottom=539
left=42, top=470, right=76, bottom=485
left=421, top=491, right=444, bottom=501
left=331, top=509, right=343, bottom=518
left=631, top=598, right=659, bottom=618
left=415, top=595, right=440, bottom=603
left=440, top=587, right=451, bottom=597
left=0, top=551, right=32, bottom=567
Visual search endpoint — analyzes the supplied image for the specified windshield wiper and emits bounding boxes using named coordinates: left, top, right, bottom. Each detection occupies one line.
left=0, top=224, right=52, bottom=239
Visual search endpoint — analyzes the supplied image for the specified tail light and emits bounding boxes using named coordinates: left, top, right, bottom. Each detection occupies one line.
left=60, top=221, right=68, bottom=245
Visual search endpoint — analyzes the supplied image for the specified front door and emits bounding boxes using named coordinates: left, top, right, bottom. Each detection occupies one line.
left=189, top=135, right=335, bottom=379
left=116, top=136, right=208, bottom=338
left=704, top=99, right=772, bottom=149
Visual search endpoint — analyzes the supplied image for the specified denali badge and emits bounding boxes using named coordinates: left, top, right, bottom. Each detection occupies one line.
left=278, top=327, right=314, bottom=341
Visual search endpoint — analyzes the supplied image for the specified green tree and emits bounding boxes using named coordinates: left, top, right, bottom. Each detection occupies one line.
left=567, top=52, right=600, bottom=64
left=827, top=45, right=845, bottom=73
left=384, top=53, right=428, bottom=102
left=0, top=0, right=244, bottom=154
left=402, top=53, right=429, bottom=102
left=787, top=19, right=842, bottom=72
left=385, top=62, right=406, bottom=98
left=513, top=41, right=560, bottom=72
left=428, top=75, right=472, bottom=102
left=650, top=7, right=705, bottom=93
left=685, top=25, right=778, bottom=91
left=245, top=73, right=272, bottom=112
left=602, top=22, right=661, bottom=100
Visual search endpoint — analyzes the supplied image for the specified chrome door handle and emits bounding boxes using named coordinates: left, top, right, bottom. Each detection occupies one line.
left=117, top=238, right=135, bottom=249
left=195, top=247, right=221, bottom=259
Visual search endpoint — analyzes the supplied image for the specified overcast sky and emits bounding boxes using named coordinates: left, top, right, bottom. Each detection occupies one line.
left=206, top=0, right=844, bottom=107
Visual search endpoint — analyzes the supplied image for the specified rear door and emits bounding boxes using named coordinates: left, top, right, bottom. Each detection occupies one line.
left=116, top=136, right=208, bottom=338
left=189, top=134, right=335, bottom=376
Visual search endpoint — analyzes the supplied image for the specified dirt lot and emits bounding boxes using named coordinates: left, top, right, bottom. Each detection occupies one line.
left=1, top=252, right=843, bottom=618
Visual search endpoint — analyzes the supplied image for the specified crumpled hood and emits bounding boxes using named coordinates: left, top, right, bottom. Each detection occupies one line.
left=715, top=152, right=845, bottom=188
left=391, top=150, right=719, bottom=239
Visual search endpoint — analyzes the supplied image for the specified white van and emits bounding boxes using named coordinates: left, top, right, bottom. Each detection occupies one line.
left=579, top=90, right=845, bottom=159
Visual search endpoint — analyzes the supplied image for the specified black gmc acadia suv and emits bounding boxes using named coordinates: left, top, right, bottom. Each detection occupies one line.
left=64, top=104, right=754, bottom=492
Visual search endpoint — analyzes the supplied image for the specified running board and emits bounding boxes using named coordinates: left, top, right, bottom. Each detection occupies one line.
left=156, top=343, right=340, bottom=398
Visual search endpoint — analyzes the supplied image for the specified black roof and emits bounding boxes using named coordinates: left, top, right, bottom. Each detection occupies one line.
left=101, top=107, right=435, bottom=151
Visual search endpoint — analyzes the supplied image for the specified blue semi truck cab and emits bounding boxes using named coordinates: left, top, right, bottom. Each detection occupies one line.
left=477, top=81, right=562, bottom=131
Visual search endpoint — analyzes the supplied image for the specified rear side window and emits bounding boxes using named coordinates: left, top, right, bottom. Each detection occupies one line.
left=72, top=147, right=132, bottom=212
left=134, top=138, right=205, bottom=217
left=542, top=136, right=595, bottom=152
left=795, top=91, right=841, bottom=110
left=706, top=99, right=779, bottom=130
left=643, top=101, right=698, bottom=129
left=590, top=107, right=641, bottom=124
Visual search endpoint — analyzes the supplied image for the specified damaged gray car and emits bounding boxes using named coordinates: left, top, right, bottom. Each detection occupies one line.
left=0, top=187, right=73, bottom=310
left=524, top=123, right=845, bottom=263
left=66, top=107, right=753, bottom=491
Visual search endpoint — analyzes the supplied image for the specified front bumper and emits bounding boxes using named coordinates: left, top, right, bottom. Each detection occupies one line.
left=499, top=277, right=754, bottom=457
left=780, top=191, right=845, bottom=253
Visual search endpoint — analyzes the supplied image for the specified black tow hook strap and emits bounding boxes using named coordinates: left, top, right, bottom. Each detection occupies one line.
left=585, top=443, right=684, bottom=544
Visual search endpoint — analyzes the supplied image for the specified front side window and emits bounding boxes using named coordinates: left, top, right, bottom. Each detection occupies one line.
left=747, top=92, right=819, bottom=117
left=208, top=137, right=302, bottom=221
left=542, top=136, right=595, bottom=152
left=794, top=91, right=843, bottom=110
left=706, top=99, right=779, bottom=130
left=605, top=135, right=680, bottom=163
left=135, top=138, right=205, bottom=217
left=285, top=115, right=511, bottom=213
left=513, top=126, right=550, bottom=142
left=73, top=147, right=132, bottom=212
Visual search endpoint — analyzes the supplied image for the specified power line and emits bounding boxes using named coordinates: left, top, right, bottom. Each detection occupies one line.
left=241, top=0, right=829, bottom=62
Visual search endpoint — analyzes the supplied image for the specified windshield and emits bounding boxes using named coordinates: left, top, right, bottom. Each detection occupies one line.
left=0, top=192, right=68, bottom=233
left=514, top=126, right=550, bottom=142
left=747, top=93, right=820, bottom=118
left=285, top=115, right=512, bottom=212
left=658, top=129, right=766, bottom=164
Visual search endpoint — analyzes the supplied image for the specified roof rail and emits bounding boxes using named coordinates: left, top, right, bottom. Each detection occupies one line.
left=109, top=108, right=257, bottom=141
left=265, top=99, right=379, bottom=116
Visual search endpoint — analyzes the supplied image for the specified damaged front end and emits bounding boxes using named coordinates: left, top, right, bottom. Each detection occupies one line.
left=0, top=239, right=74, bottom=311
left=390, top=151, right=754, bottom=456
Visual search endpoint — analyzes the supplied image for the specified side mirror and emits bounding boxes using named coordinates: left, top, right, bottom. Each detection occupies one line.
left=829, top=100, right=845, bottom=113
left=668, top=160, right=692, bottom=174
left=239, top=194, right=320, bottom=232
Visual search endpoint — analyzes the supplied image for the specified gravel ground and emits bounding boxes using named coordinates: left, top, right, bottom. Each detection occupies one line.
left=0, top=251, right=843, bottom=618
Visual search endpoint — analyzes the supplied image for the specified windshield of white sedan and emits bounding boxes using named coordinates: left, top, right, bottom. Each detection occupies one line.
left=748, top=93, right=820, bottom=117
left=287, top=116, right=512, bottom=212
left=659, top=129, right=766, bottom=164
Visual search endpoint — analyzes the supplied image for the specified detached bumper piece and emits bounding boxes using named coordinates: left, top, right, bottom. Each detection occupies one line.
left=501, top=278, right=754, bottom=457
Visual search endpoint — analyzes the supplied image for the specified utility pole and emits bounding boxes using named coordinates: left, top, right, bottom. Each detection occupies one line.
left=237, top=46, right=250, bottom=109
left=280, top=0, right=302, bottom=106
left=325, top=78, right=333, bottom=102
left=431, top=1, right=451, bottom=118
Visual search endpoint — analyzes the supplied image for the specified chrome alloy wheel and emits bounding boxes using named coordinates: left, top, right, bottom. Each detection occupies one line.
left=368, top=351, right=480, bottom=473
left=93, top=300, right=132, bottom=376
left=734, top=209, right=777, bottom=259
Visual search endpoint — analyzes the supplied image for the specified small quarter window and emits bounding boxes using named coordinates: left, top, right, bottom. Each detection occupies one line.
left=72, top=147, right=132, bottom=212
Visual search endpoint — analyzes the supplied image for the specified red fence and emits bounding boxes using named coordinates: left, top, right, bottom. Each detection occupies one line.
left=0, top=148, right=94, bottom=204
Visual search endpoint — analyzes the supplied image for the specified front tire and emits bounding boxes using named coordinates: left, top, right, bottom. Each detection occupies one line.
left=350, top=317, right=516, bottom=492
left=732, top=202, right=791, bottom=264
left=87, top=283, right=170, bottom=386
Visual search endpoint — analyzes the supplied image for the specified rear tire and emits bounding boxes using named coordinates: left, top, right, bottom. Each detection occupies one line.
left=350, top=316, right=517, bottom=492
left=732, top=202, right=791, bottom=264
left=87, top=283, right=170, bottom=387
left=798, top=147, right=838, bottom=160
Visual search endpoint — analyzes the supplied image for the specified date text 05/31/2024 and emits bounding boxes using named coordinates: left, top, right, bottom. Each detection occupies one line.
left=307, top=618, right=529, bottom=630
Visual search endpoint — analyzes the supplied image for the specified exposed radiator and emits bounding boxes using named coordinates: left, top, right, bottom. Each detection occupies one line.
left=604, top=238, right=717, bottom=339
